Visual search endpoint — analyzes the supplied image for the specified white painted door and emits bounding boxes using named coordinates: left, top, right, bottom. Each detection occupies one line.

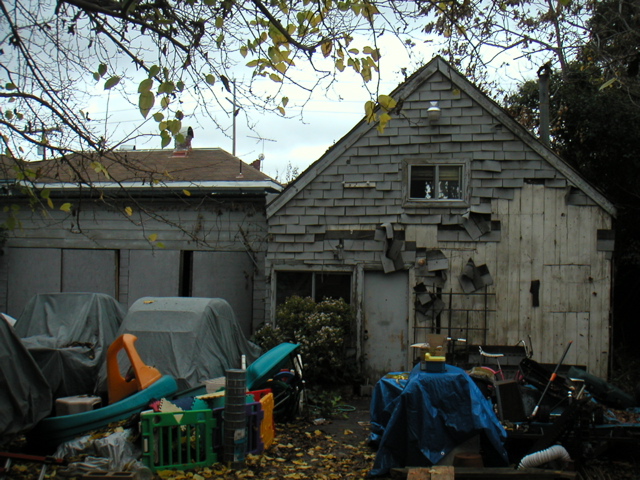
left=362, top=270, right=409, bottom=382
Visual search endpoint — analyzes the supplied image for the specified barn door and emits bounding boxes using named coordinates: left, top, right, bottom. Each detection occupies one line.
left=362, top=270, right=409, bottom=382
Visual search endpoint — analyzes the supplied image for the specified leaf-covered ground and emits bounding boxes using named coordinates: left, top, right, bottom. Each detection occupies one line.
left=156, top=421, right=376, bottom=480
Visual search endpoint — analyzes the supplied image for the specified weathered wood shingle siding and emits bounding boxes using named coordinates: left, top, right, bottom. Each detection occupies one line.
left=266, top=57, right=614, bottom=378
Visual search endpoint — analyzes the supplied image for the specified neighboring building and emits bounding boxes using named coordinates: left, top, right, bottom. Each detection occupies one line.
left=265, top=57, right=616, bottom=380
left=0, top=146, right=282, bottom=337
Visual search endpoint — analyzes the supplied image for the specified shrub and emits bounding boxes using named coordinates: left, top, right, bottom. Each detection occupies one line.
left=254, top=296, right=357, bottom=386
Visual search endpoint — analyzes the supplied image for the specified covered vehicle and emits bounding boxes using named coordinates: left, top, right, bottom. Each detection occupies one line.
left=0, top=316, right=52, bottom=445
left=14, top=292, right=126, bottom=398
left=99, top=297, right=262, bottom=391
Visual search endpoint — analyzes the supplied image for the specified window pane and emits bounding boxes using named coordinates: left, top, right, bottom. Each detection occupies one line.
left=438, top=166, right=462, bottom=199
left=409, top=165, right=436, bottom=199
left=315, top=273, right=351, bottom=303
left=276, top=272, right=312, bottom=305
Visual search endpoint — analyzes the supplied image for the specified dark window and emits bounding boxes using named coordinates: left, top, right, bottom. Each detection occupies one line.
left=409, top=164, right=463, bottom=200
left=276, top=271, right=351, bottom=306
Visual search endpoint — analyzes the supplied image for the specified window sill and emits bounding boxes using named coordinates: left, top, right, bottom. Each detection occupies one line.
left=403, top=199, right=469, bottom=210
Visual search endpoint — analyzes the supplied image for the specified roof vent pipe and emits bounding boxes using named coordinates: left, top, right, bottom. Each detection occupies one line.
left=538, top=62, right=551, bottom=147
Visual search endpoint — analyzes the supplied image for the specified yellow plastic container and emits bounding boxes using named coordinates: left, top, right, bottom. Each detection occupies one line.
left=259, top=392, right=275, bottom=449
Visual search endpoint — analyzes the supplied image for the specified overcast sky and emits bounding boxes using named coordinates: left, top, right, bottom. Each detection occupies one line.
left=83, top=34, right=543, bottom=182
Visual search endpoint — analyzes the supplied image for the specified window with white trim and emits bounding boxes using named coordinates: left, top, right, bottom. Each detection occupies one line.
left=408, top=164, right=464, bottom=201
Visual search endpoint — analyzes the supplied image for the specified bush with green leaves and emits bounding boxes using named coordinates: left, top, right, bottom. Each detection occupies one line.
left=254, top=296, right=357, bottom=386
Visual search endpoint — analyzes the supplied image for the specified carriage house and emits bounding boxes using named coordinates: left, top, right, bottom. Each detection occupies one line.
left=265, top=56, right=616, bottom=380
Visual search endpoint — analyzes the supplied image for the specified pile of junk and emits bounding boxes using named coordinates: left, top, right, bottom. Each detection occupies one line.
left=0, top=293, right=304, bottom=478
left=368, top=334, right=640, bottom=478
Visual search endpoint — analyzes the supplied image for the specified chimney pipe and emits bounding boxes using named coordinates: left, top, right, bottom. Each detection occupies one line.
left=537, top=63, right=551, bottom=147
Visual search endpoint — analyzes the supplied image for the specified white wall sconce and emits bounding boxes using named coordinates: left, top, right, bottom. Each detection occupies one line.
left=427, top=101, right=441, bottom=123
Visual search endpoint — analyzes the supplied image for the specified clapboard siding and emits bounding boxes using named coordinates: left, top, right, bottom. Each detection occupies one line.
left=266, top=57, right=615, bottom=378
left=1, top=196, right=269, bottom=332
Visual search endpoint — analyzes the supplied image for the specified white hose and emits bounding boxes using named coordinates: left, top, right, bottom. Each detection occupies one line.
left=517, top=445, right=571, bottom=470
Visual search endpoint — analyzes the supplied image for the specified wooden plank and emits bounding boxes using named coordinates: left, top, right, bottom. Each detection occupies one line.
left=392, top=467, right=577, bottom=479
left=575, top=312, right=590, bottom=368
left=563, top=312, right=578, bottom=366
left=407, top=466, right=454, bottom=480
left=529, top=185, right=545, bottom=356
left=504, top=189, right=521, bottom=345
left=542, top=187, right=558, bottom=265
left=518, top=186, right=533, bottom=344
left=493, top=198, right=511, bottom=344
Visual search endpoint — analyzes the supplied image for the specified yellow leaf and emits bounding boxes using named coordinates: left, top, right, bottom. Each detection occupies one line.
left=182, top=189, right=191, bottom=196
left=125, top=206, right=133, bottom=216
left=377, top=112, right=391, bottom=133
left=269, top=73, right=283, bottom=82
left=344, top=429, right=354, bottom=435
left=364, top=100, right=377, bottom=123
left=378, top=94, right=397, bottom=112
left=148, top=233, right=158, bottom=242
left=599, top=77, right=617, bottom=90
left=60, top=203, right=72, bottom=212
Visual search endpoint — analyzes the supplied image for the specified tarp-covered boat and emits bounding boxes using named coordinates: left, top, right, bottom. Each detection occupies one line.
left=98, top=297, right=262, bottom=391
left=14, top=293, right=126, bottom=398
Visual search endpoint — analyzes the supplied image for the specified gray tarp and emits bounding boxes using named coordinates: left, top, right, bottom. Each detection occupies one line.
left=0, top=317, right=52, bottom=445
left=14, top=293, right=126, bottom=398
left=98, top=297, right=262, bottom=391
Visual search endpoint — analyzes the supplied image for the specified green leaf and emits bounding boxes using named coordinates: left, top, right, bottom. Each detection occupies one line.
left=152, top=112, right=164, bottom=122
left=138, top=78, right=153, bottom=93
left=148, top=65, right=160, bottom=78
left=139, top=91, right=155, bottom=118
left=269, top=73, right=283, bottom=83
left=158, top=81, right=175, bottom=94
left=148, top=233, right=158, bottom=242
left=5, top=83, right=16, bottom=90
left=282, top=96, right=289, bottom=107
left=160, top=96, right=170, bottom=109
left=321, top=42, right=332, bottom=58
left=104, top=76, right=121, bottom=90
left=205, top=74, right=216, bottom=85
left=60, top=203, right=72, bottom=212
left=98, top=64, right=107, bottom=77
left=161, top=130, right=172, bottom=148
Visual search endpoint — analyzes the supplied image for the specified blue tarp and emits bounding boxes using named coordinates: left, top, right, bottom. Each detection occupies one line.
left=369, top=363, right=508, bottom=476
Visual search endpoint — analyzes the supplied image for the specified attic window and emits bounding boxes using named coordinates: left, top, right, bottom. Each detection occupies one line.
left=409, top=164, right=463, bottom=201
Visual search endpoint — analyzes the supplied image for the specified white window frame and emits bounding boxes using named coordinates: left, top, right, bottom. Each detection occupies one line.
left=404, top=159, right=469, bottom=205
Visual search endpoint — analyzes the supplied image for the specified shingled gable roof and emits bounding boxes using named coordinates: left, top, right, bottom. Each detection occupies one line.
left=1, top=148, right=282, bottom=195
left=267, top=55, right=616, bottom=218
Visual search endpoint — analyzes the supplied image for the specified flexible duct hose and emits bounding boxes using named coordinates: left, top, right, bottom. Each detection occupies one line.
left=518, top=445, right=571, bottom=469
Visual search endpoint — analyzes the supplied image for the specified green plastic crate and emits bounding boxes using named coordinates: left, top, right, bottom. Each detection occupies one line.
left=140, top=409, right=217, bottom=472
